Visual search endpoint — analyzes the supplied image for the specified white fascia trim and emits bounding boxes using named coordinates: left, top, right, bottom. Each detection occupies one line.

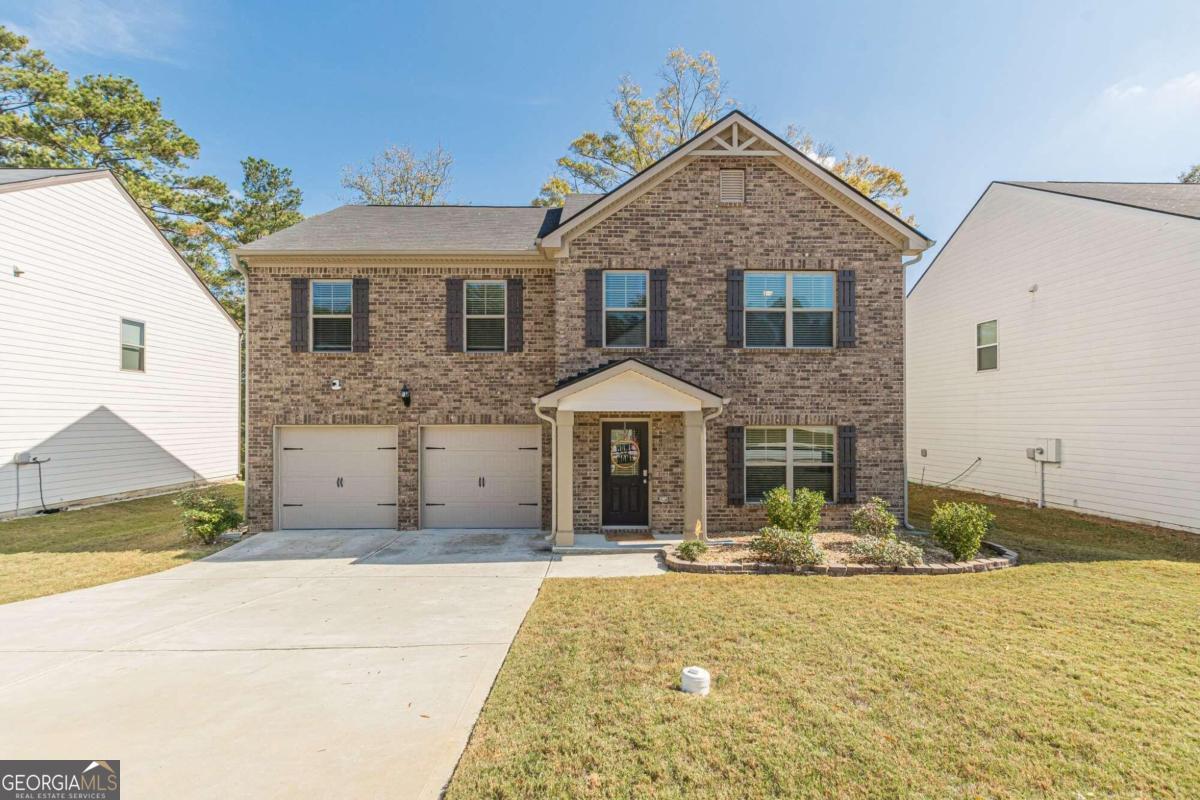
left=535, top=360, right=725, bottom=409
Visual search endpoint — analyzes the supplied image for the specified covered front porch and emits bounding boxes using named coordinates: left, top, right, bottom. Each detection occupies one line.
left=534, top=360, right=727, bottom=548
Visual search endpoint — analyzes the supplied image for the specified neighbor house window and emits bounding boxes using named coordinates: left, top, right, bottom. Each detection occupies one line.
left=603, top=270, right=648, bottom=347
left=977, top=320, right=997, bottom=371
left=744, top=272, right=834, bottom=348
left=120, top=319, right=145, bottom=371
left=465, top=280, right=506, bottom=351
left=311, top=280, right=353, bottom=352
left=745, top=427, right=835, bottom=503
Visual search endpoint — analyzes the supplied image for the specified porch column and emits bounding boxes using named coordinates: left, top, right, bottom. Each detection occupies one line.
left=554, top=410, right=574, bottom=546
left=683, top=410, right=707, bottom=541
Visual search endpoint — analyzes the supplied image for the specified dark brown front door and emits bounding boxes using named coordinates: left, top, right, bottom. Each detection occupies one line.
left=602, top=421, right=649, bottom=526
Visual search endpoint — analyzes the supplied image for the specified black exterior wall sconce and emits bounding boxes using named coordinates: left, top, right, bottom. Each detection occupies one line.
left=400, top=384, right=412, bottom=407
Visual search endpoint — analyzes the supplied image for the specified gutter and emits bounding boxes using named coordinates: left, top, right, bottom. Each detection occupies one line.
left=900, top=251, right=923, bottom=530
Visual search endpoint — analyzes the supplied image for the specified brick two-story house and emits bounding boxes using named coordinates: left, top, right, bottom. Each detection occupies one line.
left=236, top=111, right=932, bottom=545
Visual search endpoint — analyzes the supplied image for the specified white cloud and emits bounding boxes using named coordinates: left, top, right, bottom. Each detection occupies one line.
left=1099, top=71, right=1200, bottom=109
left=4, top=0, right=188, bottom=61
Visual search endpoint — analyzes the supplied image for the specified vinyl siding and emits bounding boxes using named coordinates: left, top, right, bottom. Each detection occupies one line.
left=0, top=176, right=240, bottom=515
left=907, top=183, right=1200, bottom=533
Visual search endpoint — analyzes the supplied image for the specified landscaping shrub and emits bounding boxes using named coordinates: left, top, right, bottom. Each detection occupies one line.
left=175, top=488, right=243, bottom=545
left=849, top=534, right=923, bottom=566
left=851, top=497, right=898, bottom=538
left=676, top=540, right=708, bottom=562
left=748, top=525, right=825, bottom=566
left=930, top=500, right=995, bottom=560
left=761, top=486, right=824, bottom=534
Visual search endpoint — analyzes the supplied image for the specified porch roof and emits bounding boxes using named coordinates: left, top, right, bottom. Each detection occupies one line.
left=534, top=359, right=726, bottom=412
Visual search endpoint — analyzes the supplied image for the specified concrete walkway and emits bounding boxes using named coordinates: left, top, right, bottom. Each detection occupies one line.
left=0, top=529, right=663, bottom=799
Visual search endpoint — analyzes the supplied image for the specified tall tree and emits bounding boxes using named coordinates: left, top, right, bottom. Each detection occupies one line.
left=229, top=157, right=304, bottom=244
left=535, top=48, right=916, bottom=223
left=535, top=49, right=732, bottom=206
left=1180, top=164, right=1200, bottom=183
left=341, top=144, right=452, bottom=205
left=0, top=26, right=233, bottom=293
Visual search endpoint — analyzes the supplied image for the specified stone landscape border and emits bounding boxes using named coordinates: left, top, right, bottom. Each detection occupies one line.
left=663, top=540, right=1018, bottom=575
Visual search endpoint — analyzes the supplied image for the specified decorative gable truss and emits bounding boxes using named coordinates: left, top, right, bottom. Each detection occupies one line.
left=538, top=111, right=933, bottom=257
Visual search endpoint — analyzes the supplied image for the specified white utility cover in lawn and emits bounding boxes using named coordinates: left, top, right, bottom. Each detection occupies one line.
left=277, top=426, right=398, bottom=529
left=421, top=425, right=541, bottom=528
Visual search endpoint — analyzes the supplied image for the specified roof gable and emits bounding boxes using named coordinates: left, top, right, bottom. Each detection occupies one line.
left=539, top=111, right=933, bottom=255
left=1001, top=181, right=1200, bottom=220
left=535, top=359, right=725, bottom=410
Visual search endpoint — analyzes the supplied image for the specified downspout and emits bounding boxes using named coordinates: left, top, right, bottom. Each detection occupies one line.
left=534, top=403, right=556, bottom=543
left=900, top=251, right=924, bottom=530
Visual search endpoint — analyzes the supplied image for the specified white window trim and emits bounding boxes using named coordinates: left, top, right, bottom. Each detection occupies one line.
left=119, top=317, right=146, bottom=373
left=310, top=279, right=354, bottom=353
left=743, top=271, right=836, bottom=349
left=976, top=320, right=998, bottom=372
left=464, top=279, right=508, bottom=353
left=744, top=426, right=837, bottom=504
left=602, top=269, right=650, bottom=349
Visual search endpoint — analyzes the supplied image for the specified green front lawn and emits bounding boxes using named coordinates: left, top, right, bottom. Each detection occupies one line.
left=0, top=484, right=241, bottom=604
left=447, top=484, right=1200, bottom=799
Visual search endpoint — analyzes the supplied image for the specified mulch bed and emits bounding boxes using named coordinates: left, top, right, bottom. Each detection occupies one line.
left=665, top=532, right=1018, bottom=575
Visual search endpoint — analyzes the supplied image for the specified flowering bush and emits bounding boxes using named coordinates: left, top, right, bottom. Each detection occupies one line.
left=175, top=488, right=242, bottom=545
left=931, top=501, right=995, bottom=560
left=748, top=526, right=825, bottom=566
left=851, top=497, right=898, bottom=538
left=761, top=486, right=824, bottom=534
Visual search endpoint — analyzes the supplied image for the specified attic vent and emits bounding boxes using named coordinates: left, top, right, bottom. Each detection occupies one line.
left=719, top=169, right=745, bottom=204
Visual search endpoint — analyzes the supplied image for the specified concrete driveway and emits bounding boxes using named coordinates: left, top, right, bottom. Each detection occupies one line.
left=0, top=529, right=662, bottom=799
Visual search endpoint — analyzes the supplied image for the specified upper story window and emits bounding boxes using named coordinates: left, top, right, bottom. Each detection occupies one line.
left=744, top=272, right=834, bottom=348
left=311, top=280, right=353, bottom=352
left=465, top=280, right=506, bottom=352
left=120, top=319, right=145, bottom=371
left=603, top=270, right=648, bottom=348
left=745, top=426, right=835, bottom=503
left=977, top=320, right=997, bottom=371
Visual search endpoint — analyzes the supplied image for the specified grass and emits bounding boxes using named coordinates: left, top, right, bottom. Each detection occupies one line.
left=447, top=484, right=1200, bottom=799
left=0, top=483, right=241, bottom=605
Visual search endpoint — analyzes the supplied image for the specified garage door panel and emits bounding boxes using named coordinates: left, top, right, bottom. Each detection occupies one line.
left=422, top=502, right=539, bottom=529
left=281, top=502, right=396, bottom=530
left=278, top=426, right=397, bottom=530
left=420, top=426, right=542, bottom=528
left=281, top=448, right=397, bottom=476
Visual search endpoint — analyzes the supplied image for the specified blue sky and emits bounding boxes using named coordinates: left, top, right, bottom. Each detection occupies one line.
left=3, top=0, right=1198, bottom=288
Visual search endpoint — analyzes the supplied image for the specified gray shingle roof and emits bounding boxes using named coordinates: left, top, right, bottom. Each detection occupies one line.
left=239, top=205, right=561, bottom=253
left=1003, top=182, right=1200, bottom=219
left=560, top=193, right=604, bottom=223
left=0, top=168, right=102, bottom=186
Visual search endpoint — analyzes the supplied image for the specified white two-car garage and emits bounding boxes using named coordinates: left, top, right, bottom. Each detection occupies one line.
left=421, top=425, right=542, bottom=528
left=275, top=424, right=541, bottom=530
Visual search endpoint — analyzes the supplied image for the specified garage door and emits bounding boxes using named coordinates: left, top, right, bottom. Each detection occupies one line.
left=421, top=426, right=541, bottom=528
left=277, top=426, right=398, bottom=529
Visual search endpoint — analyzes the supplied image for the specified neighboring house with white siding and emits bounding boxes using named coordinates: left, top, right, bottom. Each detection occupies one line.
left=0, top=169, right=240, bottom=517
left=907, top=181, right=1200, bottom=533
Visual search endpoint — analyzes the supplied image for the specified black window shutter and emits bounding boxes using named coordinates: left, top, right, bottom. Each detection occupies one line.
left=726, top=268, right=744, bottom=348
left=584, top=268, right=602, bottom=347
left=351, top=277, right=369, bottom=352
left=837, top=269, right=857, bottom=347
left=446, top=278, right=464, bottom=352
left=649, top=268, right=668, bottom=347
left=290, top=278, right=308, bottom=352
left=506, top=278, right=524, bottom=352
left=837, top=425, right=857, bottom=504
left=727, top=425, right=745, bottom=506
